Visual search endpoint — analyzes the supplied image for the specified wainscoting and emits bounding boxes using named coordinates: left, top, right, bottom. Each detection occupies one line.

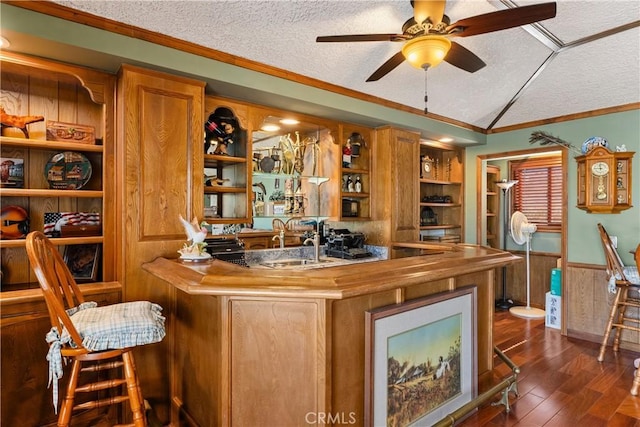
left=498, top=251, right=561, bottom=309
left=567, top=262, right=640, bottom=353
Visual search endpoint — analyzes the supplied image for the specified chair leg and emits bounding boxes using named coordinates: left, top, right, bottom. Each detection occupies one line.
left=598, top=288, right=624, bottom=362
left=612, top=288, right=629, bottom=353
left=632, top=369, right=640, bottom=396
left=122, top=350, right=147, bottom=427
left=58, top=359, right=82, bottom=427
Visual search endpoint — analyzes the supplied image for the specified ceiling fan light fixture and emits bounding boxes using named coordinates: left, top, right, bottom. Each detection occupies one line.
left=402, top=35, right=451, bottom=69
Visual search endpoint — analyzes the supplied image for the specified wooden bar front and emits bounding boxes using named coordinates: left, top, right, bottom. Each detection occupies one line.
left=143, top=244, right=519, bottom=426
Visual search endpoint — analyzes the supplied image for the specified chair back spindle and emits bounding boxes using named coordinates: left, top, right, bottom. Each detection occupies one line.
left=26, top=231, right=86, bottom=348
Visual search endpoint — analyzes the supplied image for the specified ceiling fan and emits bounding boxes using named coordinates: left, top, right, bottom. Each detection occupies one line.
left=316, top=0, right=557, bottom=82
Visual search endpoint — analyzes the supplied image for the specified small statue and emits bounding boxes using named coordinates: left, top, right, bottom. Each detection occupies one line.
left=0, top=106, right=44, bottom=138
left=204, top=109, right=237, bottom=156
left=177, top=215, right=210, bottom=258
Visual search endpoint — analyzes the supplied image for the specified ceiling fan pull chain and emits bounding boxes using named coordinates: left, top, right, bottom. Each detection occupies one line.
left=423, top=65, right=429, bottom=114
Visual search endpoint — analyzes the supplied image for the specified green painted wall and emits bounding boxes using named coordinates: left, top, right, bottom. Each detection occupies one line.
left=466, top=110, right=640, bottom=266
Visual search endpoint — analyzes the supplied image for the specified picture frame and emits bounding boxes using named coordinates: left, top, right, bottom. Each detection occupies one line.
left=365, top=286, right=477, bottom=427
left=0, top=157, right=24, bottom=188
left=63, top=244, right=100, bottom=282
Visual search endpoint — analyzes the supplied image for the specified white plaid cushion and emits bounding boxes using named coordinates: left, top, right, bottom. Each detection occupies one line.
left=45, top=301, right=165, bottom=413
left=69, top=301, right=166, bottom=350
left=608, top=266, right=640, bottom=293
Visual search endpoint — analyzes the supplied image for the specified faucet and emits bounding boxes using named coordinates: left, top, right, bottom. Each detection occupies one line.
left=303, top=231, right=321, bottom=263
left=272, top=229, right=286, bottom=249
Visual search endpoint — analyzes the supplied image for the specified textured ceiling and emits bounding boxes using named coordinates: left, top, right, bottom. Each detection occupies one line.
left=51, top=0, right=640, bottom=131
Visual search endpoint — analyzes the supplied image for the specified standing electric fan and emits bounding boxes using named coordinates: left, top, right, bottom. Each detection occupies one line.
left=509, top=211, right=546, bottom=319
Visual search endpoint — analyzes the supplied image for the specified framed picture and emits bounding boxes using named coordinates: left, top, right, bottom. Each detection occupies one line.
left=63, top=244, right=100, bottom=282
left=0, top=157, right=24, bottom=188
left=365, top=286, right=477, bottom=427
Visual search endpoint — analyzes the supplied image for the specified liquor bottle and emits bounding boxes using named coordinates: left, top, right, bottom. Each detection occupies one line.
left=354, top=176, right=362, bottom=193
left=346, top=175, right=355, bottom=192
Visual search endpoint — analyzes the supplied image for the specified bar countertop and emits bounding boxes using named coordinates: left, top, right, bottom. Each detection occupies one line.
left=142, top=243, right=520, bottom=299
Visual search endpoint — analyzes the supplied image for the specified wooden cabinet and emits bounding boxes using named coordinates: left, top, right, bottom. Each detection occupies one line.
left=117, top=64, right=205, bottom=420
left=0, top=51, right=116, bottom=290
left=418, top=141, right=464, bottom=243
left=0, top=52, right=121, bottom=426
left=485, top=165, right=500, bottom=248
left=203, top=96, right=250, bottom=224
left=339, top=124, right=373, bottom=220
left=373, top=127, right=420, bottom=246
left=576, top=146, right=634, bottom=213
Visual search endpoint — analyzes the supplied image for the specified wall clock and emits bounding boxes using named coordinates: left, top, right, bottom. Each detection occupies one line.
left=576, top=146, right=634, bottom=213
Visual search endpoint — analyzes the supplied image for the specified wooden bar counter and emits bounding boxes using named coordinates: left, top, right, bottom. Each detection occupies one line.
left=143, top=244, right=519, bottom=426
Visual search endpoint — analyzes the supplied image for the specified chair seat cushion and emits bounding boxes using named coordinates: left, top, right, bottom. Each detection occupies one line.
left=608, top=266, right=639, bottom=293
left=69, top=300, right=166, bottom=351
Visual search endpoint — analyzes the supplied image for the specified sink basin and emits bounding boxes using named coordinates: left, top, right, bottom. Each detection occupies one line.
left=260, top=258, right=336, bottom=269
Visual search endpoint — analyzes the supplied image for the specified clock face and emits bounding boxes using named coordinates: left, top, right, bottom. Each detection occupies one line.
left=423, top=162, right=431, bottom=173
left=591, top=161, right=609, bottom=176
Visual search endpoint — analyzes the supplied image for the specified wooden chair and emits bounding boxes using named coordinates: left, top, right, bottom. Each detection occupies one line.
left=596, top=224, right=640, bottom=365
left=26, top=231, right=165, bottom=426
left=633, top=245, right=640, bottom=396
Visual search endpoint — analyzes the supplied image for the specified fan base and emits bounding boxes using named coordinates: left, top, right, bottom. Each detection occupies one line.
left=495, top=299, right=513, bottom=311
left=509, top=306, right=545, bottom=319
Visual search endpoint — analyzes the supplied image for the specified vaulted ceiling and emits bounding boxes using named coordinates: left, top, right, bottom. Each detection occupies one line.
left=23, top=1, right=640, bottom=131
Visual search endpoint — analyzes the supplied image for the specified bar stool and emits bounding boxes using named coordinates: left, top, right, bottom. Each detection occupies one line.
left=633, top=246, right=640, bottom=396
left=596, top=224, right=640, bottom=365
left=26, top=231, right=166, bottom=426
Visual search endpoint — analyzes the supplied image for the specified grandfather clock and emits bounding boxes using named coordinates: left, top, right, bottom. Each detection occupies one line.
left=576, top=146, right=634, bottom=213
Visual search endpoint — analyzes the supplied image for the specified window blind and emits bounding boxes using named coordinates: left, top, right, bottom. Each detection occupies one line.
left=511, top=156, right=562, bottom=230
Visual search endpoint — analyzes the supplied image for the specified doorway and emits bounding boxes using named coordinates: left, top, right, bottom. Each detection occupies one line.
left=476, top=148, right=568, bottom=322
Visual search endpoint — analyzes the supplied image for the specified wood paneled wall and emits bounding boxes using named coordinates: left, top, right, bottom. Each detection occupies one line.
left=566, top=263, right=640, bottom=352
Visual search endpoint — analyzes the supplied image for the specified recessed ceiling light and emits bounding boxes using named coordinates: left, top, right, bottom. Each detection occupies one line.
left=439, top=137, right=453, bottom=143
left=0, top=36, right=10, bottom=48
left=261, top=124, right=280, bottom=132
left=280, top=118, right=299, bottom=125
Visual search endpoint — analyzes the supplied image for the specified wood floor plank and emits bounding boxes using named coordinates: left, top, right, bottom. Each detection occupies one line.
left=458, top=311, right=640, bottom=426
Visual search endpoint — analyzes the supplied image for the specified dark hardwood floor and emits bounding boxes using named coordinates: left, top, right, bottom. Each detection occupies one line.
left=459, top=310, right=640, bottom=426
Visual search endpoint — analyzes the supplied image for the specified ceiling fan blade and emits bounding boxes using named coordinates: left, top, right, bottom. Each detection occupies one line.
left=412, top=0, right=446, bottom=25
left=316, top=34, right=406, bottom=43
left=446, top=2, right=557, bottom=37
left=444, top=42, right=486, bottom=73
left=366, top=51, right=406, bottom=82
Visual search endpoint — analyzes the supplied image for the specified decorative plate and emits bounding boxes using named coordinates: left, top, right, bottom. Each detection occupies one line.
left=581, top=136, right=608, bottom=154
left=45, top=151, right=92, bottom=190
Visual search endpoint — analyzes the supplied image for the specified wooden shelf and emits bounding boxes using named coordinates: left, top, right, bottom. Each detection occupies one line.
left=0, top=236, right=104, bottom=248
left=204, top=186, right=246, bottom=194
left=342, top=192, right=370, bottom=198
left=420, top=224, right=461, bottom=230
left=1, top=188, right=103, bottom=197
left=204, top=154, right=246, bottom=168
left=341, top=167, right=369, bottom=174
left=0, top=136, right=104, bottom=152
left=420, top=178, right=462, bottom=185
left=420, top=202, right=461, bottom=208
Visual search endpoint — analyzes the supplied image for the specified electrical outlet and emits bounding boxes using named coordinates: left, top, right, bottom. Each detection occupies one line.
left=610, top=235, right=617, bottom=249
